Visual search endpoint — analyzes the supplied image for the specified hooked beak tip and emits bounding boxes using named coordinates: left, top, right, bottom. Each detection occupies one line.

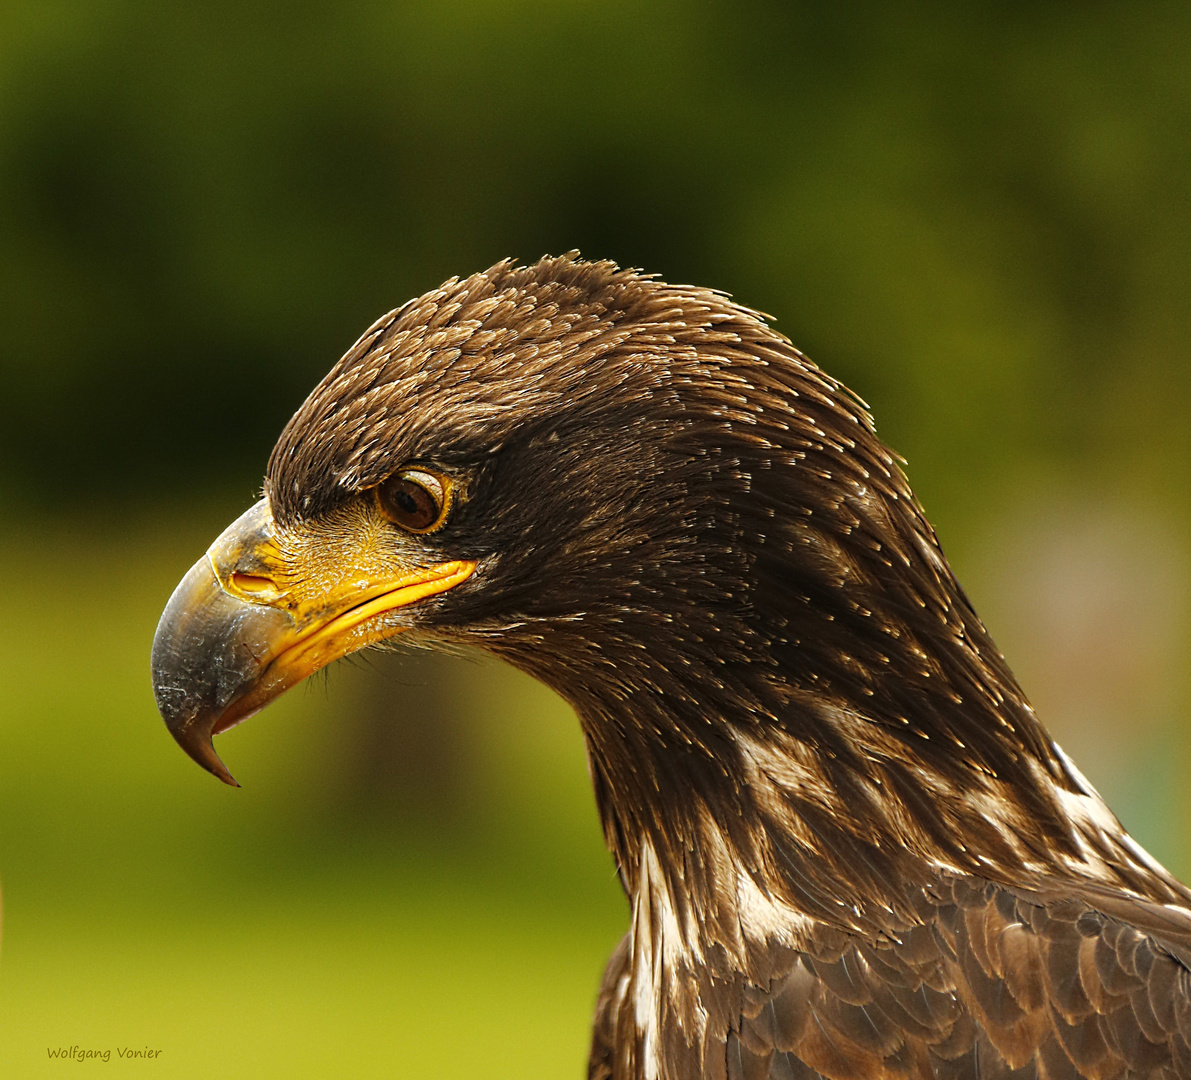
left=182, top=726, right=239, bottom=787
left=173, top=715, right=240, bottom=787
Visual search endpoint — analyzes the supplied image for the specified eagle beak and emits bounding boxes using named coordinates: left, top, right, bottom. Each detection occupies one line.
left=150, top=498, right=475, bottom=785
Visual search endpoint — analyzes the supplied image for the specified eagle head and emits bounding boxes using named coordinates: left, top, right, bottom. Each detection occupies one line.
left=153, top=253, right=1097, bottom=907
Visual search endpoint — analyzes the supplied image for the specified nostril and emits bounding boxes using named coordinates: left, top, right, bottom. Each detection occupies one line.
left=229, top=572, right=279, bottom=596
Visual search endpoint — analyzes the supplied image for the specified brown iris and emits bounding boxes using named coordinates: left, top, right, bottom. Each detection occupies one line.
left=377, top=468, right=450, bottom=532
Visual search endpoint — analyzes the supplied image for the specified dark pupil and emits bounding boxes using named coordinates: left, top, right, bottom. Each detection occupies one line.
left=387, top=479, right=437, bottom=528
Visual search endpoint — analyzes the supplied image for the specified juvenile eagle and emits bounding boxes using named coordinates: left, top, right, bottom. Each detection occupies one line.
left=152, top=255, right=1191, bottom=1080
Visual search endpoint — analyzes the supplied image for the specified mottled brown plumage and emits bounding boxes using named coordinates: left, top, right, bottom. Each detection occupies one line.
left=156, top=254, right=1191, bottom=1079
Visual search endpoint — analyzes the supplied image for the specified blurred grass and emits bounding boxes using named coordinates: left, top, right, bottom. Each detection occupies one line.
left=1, top=882, right=621, bottom=1078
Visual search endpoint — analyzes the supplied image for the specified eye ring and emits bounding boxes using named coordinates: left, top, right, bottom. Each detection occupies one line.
left=376, top=468, right=452, bottom=533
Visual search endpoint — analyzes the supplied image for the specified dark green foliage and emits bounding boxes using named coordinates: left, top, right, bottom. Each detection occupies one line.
left=0, top=1, right=1188, bottom=514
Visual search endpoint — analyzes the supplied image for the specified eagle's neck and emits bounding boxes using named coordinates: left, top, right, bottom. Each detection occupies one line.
left=552, top=623, right=1189, bottom=945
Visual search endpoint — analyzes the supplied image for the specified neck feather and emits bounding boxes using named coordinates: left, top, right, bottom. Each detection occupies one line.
left=561, top=639, right=1190, bottom=944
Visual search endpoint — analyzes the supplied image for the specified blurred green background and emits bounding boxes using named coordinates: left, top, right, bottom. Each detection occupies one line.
left=1, top=2, right=1189, bottom=1076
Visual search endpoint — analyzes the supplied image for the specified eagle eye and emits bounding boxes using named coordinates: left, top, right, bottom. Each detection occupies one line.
left=377, top=468, right=450, bottom=533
